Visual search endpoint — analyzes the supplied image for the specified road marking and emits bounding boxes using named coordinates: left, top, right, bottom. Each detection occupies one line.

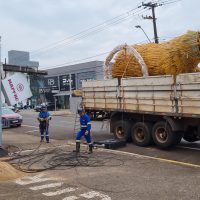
left=177, top=146, right=200, bottom=151
left=30, top=182, right=63, bottom=190
left=43, top=187, right=76, bottom=196
left=26, top=130, right=38, bottom=133
left=99, top=147, right=200, bottom=169
left=22, top=125, right=39, bottom=128
left=16, top=173, right=55, bottom=185
left=63, top=196, right=79, bottom=200
left=15, top=173, right=111, bottom=199
left=80, top=191, right=111, bottom=200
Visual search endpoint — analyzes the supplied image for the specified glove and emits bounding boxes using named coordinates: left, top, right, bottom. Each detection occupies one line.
left=38, top=118, right=44, bottom=122
left=85, top=130, right=90, bottom=135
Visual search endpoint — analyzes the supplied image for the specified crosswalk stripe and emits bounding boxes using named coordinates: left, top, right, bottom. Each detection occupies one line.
left=63, top=196, right=79, bottom=200
left=30, top=182, right=63, bottom=190
left=43, top=188, right=76, bottom=196
left=16, top=173, right=54, bottom=185
left=80, top=191, right=111, bottom=200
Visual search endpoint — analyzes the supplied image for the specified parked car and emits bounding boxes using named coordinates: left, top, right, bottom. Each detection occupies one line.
left=2, top=107, right=23, bottom=128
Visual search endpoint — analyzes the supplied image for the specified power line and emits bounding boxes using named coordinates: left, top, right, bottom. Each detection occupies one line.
left=41, top=51, right=110, bottom=69
left=31, top=7, right=148, bottom=56
left=41, top=38, right=151, bottom=69
left=30, top=6, right=144, bottom=55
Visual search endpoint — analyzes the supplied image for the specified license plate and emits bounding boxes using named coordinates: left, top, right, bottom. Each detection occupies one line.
left=12, top=120, right=18, bottom=123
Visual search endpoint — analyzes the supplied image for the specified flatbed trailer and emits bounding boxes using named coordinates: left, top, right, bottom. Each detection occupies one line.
left=82, top=72, right=200, bottom=148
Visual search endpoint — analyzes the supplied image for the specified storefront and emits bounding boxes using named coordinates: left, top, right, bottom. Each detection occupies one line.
left=42, top=61, right=104, bottom=109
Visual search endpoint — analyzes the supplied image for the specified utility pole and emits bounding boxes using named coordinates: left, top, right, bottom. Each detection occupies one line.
left=0, top=36, right=2, bottom=147
left=142, top=2, right=161, bottom=43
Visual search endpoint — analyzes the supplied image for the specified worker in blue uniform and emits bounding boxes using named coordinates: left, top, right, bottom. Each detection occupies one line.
left=75, top=109, right=93, bottom=153
left=37, top=105, right=51, bottom=143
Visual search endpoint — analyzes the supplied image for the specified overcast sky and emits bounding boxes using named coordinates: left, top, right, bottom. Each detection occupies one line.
left=0, top=0, right=199, bottom=69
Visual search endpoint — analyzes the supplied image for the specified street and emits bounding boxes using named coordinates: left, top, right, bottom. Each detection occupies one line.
left=0, top=110, right=200, bottom=200
left=19, top=110, right=200, bottom=165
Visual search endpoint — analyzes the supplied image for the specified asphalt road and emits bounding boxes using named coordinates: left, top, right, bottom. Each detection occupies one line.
left=19, top=110, right=113, bottom=142
left=0, top=110, right=200, bottom=200
left=18, top=110, right=200, bottom=166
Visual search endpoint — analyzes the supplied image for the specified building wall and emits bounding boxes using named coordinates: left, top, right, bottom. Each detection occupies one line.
left=8, top=50, right=39, bottom=69
left=45, top=60, right=104, bottom=91
left=42, top=61, right=105, bottom=109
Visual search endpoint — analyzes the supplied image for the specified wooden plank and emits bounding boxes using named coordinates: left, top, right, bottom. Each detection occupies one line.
left=176, top=72, right=200, bottom=84
left=121, top=75, right=174, bottom=86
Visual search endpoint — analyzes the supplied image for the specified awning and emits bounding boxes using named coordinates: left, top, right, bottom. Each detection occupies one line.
left=53, top=91, right=71, bottom=96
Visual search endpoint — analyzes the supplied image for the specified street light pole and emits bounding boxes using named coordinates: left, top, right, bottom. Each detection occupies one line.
left=135, top=25, right=151, bottom=43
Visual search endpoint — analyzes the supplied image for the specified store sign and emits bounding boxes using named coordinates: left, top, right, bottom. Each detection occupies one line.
left=44, top=76, right=59, bottom=90
left=39, top=87, right=52, bottom=94
left=2, top=73, right=32, bottom=105
left=59, top=74, right=76, bottom=91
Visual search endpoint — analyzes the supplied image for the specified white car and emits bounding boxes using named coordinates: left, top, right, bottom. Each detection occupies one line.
left=2, top=107, right=23, bottom=128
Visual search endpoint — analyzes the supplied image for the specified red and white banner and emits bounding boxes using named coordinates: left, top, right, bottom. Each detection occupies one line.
left=2, top=73, right=32, bottom=105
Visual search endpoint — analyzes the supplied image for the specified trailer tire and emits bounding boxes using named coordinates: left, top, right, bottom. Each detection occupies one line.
left=131, top=122, right=153, bottom=146
left=113, top=120, right=131, bottom=142
left=152, top=121, right=176, bottom=148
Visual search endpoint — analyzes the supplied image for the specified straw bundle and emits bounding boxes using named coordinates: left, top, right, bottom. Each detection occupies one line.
left=112, top=31, right=200, bottom=78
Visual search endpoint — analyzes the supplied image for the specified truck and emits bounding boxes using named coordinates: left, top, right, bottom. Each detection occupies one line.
left=82, top=72, right=200, bottom=148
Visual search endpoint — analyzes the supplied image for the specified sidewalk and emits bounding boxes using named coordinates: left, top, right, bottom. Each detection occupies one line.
left=0, top=130, right=69, bottom=160
left=0, top=130, right=71, bottom=181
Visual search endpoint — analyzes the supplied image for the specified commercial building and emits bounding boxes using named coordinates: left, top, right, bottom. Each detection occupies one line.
left=8, top=50, right=39, bottom=68
left=42, top=61, right=104, bottom=109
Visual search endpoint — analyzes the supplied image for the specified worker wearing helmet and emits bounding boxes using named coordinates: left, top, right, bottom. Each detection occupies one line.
left=75, top=109, right=93, bottom=153
left=37, top=105, right=51, bottom=143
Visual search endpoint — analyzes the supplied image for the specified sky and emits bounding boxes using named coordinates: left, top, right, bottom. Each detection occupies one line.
left=0, top=0, right=199, bottom=69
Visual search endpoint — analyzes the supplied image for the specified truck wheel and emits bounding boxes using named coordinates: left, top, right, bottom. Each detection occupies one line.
left=113, top=120, right=131, bottom=142
left=152, top=121, right=176, bottom=148
left=131, top=122, right=153, bottom=146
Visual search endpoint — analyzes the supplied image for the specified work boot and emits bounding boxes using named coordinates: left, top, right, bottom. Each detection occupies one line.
left=75, top=142, right=80, bottom=153
left=88, top=144, right=93, bottom=154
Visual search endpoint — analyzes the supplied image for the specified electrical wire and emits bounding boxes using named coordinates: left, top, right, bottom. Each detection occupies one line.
left=40, top=38, right=151, bottom=69
left=8, top=142, right=128, bottom=174
left=31, top=7, right=148, bottom=58
left=30, top=6, right=146, bottom=56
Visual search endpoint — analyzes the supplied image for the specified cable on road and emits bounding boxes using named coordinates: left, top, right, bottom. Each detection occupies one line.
left=7, top=142, right=128, bottom=173
left=5, top=143, right=133, bottom=193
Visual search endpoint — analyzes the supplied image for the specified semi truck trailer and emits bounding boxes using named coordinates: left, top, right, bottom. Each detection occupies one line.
left=82, top=72, right=200, bottom=148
